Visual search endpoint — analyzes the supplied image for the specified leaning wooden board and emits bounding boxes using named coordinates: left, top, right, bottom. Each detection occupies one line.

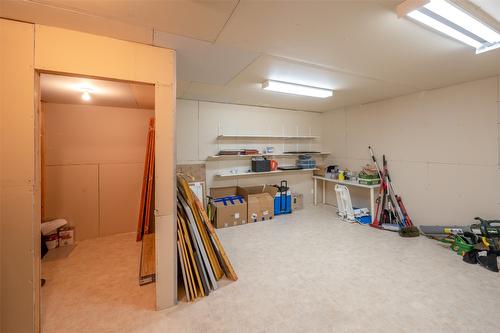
left=139, top=233, right=155, bottom=285
left=177, top=236, right=190, bottom=302
left=178, top=212, right=204, bottom=298
left=177, top=176, right=223, bottom=280
left=178, top=194, right=218, bottom=291
left=194, top=196, right=238, bottom=281
left=178, top=201, right=210, bottom=295
left=137, top=118, right=155, bottom=241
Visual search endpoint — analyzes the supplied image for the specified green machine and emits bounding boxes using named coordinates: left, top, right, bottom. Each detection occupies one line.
left=420, top=217, right=500, bottom=272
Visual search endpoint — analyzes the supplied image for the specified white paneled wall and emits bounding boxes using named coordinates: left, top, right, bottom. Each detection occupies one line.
left=176, top=100, right=325, bottom=203
left=322, top=76, right=500, bottom=226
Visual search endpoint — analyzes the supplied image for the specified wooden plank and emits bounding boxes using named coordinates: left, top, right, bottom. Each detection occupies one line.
left=178, top=228, right=196, bottom=301
left=177, top=232, right=191, bottom=302
left=143, top=118, right=155, bottom=234
left=177, top=175, right=223, bottom=280
left=136, top=118, right=154, bottom=241
left=194, top=196, right=238, bottom=281
left=178, top=195, right=217, bottom=291
left=178, top=203, right=209, bottom=296
left=181, top=228, right=198, bottom=299
left=178, top=212, right=204, bottom=298
left=139, top=233, right=155, bottom=285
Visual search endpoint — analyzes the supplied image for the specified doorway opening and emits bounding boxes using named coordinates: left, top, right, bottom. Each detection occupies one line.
left=39, top=72, right=157, bottom=331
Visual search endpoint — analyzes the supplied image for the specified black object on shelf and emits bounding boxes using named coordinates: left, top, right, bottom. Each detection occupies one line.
left=251, top=157, right=271, bottom=172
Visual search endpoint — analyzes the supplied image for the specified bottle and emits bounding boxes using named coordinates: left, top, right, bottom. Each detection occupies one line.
left=339, top=170, right=345, bottom=181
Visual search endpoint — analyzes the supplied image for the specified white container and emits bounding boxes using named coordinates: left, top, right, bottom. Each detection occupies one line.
left=44, top=231, right=59, bottom=249
left=58, top=227, right=74, bottom=246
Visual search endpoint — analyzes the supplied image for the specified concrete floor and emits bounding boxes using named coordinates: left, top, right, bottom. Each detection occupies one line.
left=42, top=205, right=500, bottom=332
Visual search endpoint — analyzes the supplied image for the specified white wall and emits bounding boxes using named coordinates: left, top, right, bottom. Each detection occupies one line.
left=176, top=100, right=326, bottom=204
left=322, top=76, right=500, bottom=226
left=43, top=102, right=154, bottom=240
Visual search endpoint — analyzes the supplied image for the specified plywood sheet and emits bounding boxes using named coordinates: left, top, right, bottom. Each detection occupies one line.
left=99, top=163, right=144, bottom=237
left=154, top=84, right=175, bottom=217
left=34, top=25, right=174, bottom=85
left=43, top=103, right=154, bottom=165
left=44, top=165, right=99, bottom=240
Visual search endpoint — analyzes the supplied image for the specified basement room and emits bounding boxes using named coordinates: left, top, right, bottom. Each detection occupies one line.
left=1, top=1, right=499, bottom=332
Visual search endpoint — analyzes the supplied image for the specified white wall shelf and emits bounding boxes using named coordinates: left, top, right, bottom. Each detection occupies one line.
left=207, top=152, right=330, bottom=161
left=215, top=168, right=319, bottom=179
left=216, top=134, right=319, bottom=140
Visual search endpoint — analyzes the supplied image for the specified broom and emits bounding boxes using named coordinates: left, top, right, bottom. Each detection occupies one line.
left=396, top=195, right=420, bottom=237
left=368, top=146, right=419, bottom=237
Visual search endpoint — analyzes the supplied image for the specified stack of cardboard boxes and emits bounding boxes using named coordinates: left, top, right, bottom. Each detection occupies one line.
left=210, top=185, right=278, bottom=229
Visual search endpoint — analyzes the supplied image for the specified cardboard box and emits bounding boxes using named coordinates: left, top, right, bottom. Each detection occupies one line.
left=238, top=185, right=278, bottom=223
left=210, top=187, right=248, bottom=229
left=314, top=165, right=327, bottom=177
left=58, top=226, right=74, bottom=246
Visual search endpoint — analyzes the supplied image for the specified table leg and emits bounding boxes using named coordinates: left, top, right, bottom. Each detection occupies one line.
left=322, top=179, right=326, bottom=204
left=370, top=188, right=375, bottom=223
left=314, top=178, right=317, bottom=205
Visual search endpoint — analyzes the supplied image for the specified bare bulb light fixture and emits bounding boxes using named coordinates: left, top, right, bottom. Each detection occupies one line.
left=80, top=88, right=93, bottom=101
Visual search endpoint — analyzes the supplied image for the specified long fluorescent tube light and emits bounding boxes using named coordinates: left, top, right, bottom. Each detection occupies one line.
left=398, top=0, right=500, bottom=54
left=262, top=80, right=333, bottom=98
left=407, top=10, right=482, bottom=48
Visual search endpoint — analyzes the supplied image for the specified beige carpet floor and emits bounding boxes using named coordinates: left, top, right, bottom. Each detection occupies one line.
left=42, top=205, right=500, bottom=332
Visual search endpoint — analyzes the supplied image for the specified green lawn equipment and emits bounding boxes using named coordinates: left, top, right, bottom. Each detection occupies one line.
left=420, top=217, right=500, bottom=272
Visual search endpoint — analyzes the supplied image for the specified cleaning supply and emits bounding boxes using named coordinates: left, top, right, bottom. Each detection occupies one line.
left=368, top=146, right=419, bottom=237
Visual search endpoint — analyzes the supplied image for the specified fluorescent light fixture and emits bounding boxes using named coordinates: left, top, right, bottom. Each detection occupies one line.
left=262, top=80, right=333, bottom=98
left=398, top=0, right=500, bottom=54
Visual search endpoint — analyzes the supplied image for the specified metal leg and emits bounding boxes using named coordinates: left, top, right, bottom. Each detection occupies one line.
left=370, top=188, right=375, bottom=223
left=314, top=178, right=317, bottom=205
left=322, top=179, right=326, bottom=204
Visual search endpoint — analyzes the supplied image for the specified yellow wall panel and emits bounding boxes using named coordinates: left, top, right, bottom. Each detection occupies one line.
left=35, top=25, right=174, bottom=85
left=1, top=21, right=176, bottom=331
left=0, top=19, right=36, bottom=333
left=154, top=84, right=176, bottom=217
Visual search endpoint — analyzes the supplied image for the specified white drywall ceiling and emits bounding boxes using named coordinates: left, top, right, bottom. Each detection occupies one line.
left=470, top=0, right=500, bottom=22
left=153, top=30, right=260, bottom=85
left=40, top=73, right=155, bottom=109
left=3, top=0, right=500, bottom=112
left=28, top=0, right=239, bottom=42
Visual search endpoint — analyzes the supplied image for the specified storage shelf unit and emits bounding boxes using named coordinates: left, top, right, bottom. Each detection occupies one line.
left=215, top=168, right=319, bottom=179
left=217, top=134, right=319, bottom=139
left=206, top=152, right=330, bottom=161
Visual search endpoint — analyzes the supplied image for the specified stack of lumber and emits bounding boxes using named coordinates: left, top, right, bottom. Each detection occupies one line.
left=137, top=118, right=155, bottom=242
left=177, top=174, right=237, bottom=301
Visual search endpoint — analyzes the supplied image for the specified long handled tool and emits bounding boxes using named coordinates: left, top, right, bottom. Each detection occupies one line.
left=368, top=146, right=419, bottom=237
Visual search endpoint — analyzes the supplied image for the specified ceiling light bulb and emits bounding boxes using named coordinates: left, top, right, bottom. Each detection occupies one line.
left=81, top=91, right=91, bottom=101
